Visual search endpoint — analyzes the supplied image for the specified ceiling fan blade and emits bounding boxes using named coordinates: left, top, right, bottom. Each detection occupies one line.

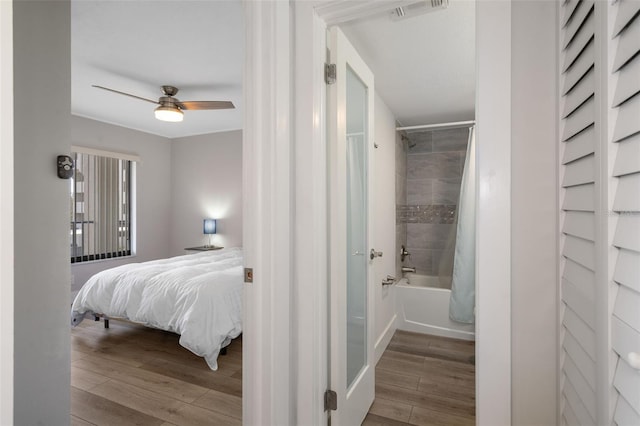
left=92, top=85, right=159, bottom=105
left=176, top=101, right=235, bottom=111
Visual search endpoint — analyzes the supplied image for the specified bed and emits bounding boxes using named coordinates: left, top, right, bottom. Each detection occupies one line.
left=70, top=247, right=243, bottom=370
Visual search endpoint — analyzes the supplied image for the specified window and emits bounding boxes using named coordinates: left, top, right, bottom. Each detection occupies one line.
left=70, top=148, right=135, bottom=263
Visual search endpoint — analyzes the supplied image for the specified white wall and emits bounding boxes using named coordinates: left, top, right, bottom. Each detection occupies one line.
left=0, top=1, right=14, bottom=423
left=510, top=1, right=558, bottom=424
left=373, top=93, right=397, bottom=362
left=70, top=116, right=172, bottom=292
left=12, top=1, right=71, bottom=424
left=169, top=130, right=243, bottom=256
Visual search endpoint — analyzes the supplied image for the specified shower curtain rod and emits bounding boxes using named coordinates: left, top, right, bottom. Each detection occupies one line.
left=396, top=120, right=476, bottom=132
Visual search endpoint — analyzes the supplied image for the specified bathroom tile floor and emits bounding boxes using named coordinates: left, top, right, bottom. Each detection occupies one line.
left=363, top=330, right=475, bottom=426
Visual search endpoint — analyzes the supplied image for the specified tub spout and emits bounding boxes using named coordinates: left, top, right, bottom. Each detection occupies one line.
left=402, top=266, right=416, bottom=273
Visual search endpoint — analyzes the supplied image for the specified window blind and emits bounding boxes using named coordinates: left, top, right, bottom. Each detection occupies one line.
left=70, top=150, right=134, bottom=263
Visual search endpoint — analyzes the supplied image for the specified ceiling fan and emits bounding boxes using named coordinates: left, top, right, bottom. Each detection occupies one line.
left=92, top=84, right=235, bottom=122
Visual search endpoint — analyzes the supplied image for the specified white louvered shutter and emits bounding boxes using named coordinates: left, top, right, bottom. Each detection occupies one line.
left=609, top=1, right=640, bottom=424
left=559, top=0, right=600, bottom=425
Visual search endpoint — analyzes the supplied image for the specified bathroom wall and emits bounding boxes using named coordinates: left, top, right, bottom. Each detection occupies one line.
left=398, top=128, right=469, bottom=279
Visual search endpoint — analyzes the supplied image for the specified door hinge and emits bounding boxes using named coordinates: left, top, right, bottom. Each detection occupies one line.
left=325, top=63, right=336, bottom=85
left=324, top=389, right=337, bottom=411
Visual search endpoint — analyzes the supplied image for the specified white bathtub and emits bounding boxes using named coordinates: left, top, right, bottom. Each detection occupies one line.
left=396, top=274, right=475, bottom=341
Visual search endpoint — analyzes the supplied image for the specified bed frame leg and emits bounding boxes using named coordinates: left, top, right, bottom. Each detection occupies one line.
left=94, top=315, right=99, bottom=321
left=220, top=347, right=227, bottom=356
left=104, top=318, right=109, bottom=329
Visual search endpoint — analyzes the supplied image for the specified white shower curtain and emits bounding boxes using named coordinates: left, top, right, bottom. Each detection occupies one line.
left=449, top=127, right=476, bottom=324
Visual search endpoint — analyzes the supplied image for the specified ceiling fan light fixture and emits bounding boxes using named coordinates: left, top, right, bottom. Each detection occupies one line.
left=154, top=105, right=184, bottom=122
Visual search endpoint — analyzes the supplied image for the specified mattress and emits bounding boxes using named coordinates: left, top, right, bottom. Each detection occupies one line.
left=70, top=247, right=243, bottom=370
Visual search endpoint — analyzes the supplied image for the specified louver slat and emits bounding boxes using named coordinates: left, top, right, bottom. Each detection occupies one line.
left=612, top=94, right=640, bottom=142
left=613, top=215, right=640, bottom=252
left=613, top=249, right=640, bottom=293
left=564, top=332, right=597, bottom=387
left=613, top=174, right=640, bottom=211
left=612, top=55, right=640, bottom=107
left=564, top=307, right=597, bottom=359
left=562, top=279, right=596, bottom=328
left=564, top=357, right=596, bottom=404
left=563, top=183, right=595, bottom=211
left=563, top=1, right=595, bottom=50
left=563, top=96, right=595, bottom=141
left=612, top=316, right=640, bottom=364
left=563, top=68, right=595, bottom=117
left=613, top=285, right=640, bottom=332
left=613, top=133, right=640, bottom=175
left=564, top=402, right=581, bottom=426
left=563, top=258, right=596, bottom=300
left=613, top=359, right=640, bottom=414
left=613, top=0, right=640, bottom=37
left=563, top=14, right=595, bottom=73
left=612, top=15, right=640, bottom=72
left=563, top=125, right=595, bottom=164
left=563, top=42, right=595, bottom=95
left=563, top=235, right=596, bottom=270
left=563, top=154, right=595, bottom=187
left=562, top=0, right=582, bottom=28
left=563, top=378, right=597, bottom=426
left=614, top=396, right=640, bottom=426
left=563, top=211, right=596, bottom=241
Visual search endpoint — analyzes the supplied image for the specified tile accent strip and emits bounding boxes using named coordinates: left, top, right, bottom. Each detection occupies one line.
left=396, top=204, right=457, bottom=224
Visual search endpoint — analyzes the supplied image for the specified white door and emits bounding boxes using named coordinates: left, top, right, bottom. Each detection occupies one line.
left=328, top=26, right=376, bottom=426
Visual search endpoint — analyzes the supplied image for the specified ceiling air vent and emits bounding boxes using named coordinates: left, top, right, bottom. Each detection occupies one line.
left=390, top=0, right=449, bottom=21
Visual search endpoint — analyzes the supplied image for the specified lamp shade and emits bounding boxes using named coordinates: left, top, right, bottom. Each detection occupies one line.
left=155, top=105, right=184, bottom=122
left=203, top=219, right=217, bottom=235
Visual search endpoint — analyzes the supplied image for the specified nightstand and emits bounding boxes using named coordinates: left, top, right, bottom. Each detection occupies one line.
left=184, top=246, right=224, bottom=253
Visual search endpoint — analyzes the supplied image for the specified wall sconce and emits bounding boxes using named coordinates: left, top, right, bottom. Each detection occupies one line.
left=203, top=219, right=217, bottom=247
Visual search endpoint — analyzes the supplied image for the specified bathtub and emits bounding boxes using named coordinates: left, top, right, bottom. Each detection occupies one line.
left=396, top=274, right=475, bottom=341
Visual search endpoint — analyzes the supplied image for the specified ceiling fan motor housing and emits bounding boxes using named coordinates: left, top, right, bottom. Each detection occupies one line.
left=162, top=85, right=179, bottom=97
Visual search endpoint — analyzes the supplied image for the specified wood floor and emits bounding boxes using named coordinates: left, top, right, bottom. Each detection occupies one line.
left=363, top=330, right=475, bottom=426
left=70, top=319, right=242, bottom=426
left=72, top=322, right=474, bottom=426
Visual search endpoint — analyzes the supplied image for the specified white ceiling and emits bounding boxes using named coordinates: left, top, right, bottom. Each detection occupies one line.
left=71, top=1, right=474, bottom=138
left=72, top=0, right=244, bottom=139
left=340, top=0, right=476, bottom=127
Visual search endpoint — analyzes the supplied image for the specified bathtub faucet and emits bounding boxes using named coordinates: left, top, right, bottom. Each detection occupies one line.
left=402, top=266, right=416, bottom=273
left=400, top=245, right=410, bottom=262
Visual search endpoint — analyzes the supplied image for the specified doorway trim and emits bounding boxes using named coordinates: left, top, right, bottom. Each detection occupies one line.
left=0, top=0, right=14, bottom=423
left=242, top=0, right=513, bottom=424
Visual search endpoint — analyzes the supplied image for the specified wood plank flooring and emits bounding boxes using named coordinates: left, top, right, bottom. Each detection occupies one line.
left=70, top=319, right=242, bottom=426
left=363, top=330, right=476, bottom=426
left=72, top=322, right=474, bottom=426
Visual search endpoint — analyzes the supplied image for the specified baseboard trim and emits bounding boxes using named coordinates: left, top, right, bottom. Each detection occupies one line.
left=374, top=313, right=397, bottom=365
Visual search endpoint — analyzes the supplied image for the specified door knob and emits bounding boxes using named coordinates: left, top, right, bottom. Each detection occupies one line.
left=370, top=249, right=383, bottom=260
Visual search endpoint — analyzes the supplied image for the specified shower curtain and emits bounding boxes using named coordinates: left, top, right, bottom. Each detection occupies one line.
left=449, top=127, right=476, bottom=324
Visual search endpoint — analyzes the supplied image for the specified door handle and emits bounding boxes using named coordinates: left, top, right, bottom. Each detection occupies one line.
left=370, top=249, right=383, bottom=260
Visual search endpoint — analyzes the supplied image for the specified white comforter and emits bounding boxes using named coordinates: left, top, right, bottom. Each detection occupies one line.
left=71, top=247, right=243, bottom=370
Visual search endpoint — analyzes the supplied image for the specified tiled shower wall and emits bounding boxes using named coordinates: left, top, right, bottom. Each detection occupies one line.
left=396, top=127, right=469, bottom=279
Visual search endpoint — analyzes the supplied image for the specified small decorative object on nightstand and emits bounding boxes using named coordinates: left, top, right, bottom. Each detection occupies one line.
left=184, top=246, right=224, bottom=253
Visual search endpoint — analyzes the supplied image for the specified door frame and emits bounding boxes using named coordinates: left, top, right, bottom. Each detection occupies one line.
left=243, top=0, right=513, bottom=424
